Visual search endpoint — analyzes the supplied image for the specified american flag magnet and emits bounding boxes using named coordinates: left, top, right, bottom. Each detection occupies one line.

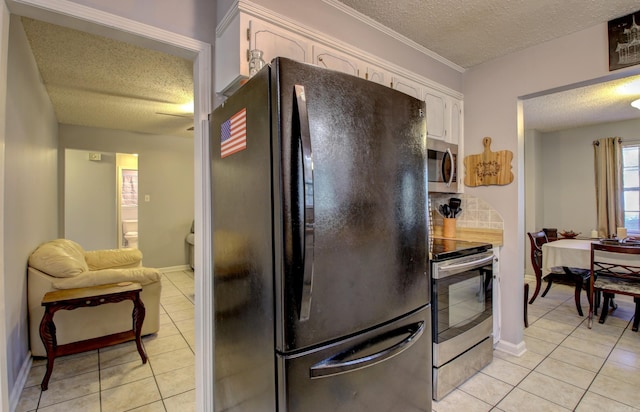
left=221, top=108, right=247, bottom=158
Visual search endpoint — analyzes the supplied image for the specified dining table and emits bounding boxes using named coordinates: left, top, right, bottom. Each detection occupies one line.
left=542, top=238, right=640, bottom=274
left=542, top=237, right=640, bottom=327
left=541, top=238, right=595, bottom=275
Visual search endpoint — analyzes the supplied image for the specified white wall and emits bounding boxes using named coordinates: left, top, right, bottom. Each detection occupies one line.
left=59, top=125, right=194, bottom=268
left=463, top=23, right=640, bottom=351
left=64, top=149, right=118, bottom=250
left=539, top=118, right=640, bottom=237
left=0, top=1, right=213, bottom=409
left=0, top=3, right=9, bottom=410
left=4, top=15, right=58, bottom=394
left=524, top=128, right=544, bottom=276
left=67, top=0, right=215, bottom=43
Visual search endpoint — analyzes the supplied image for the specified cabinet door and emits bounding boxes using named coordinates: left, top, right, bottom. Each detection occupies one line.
left=312, top=45, right=360, bottom=77
left=391, top=75, right=422, bottom=99
left=250, top=18, right=310, bottom=67
left=424, top=90, right=446, bottom=140
left=449, top=98, right=462, bottom=145
left=364, top=64, right=389, bottom=87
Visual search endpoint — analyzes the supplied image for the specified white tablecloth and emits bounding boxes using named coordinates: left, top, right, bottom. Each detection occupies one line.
left=542, top=239, right=640, bottom=274
left=542, top=239, right=593, bottom=274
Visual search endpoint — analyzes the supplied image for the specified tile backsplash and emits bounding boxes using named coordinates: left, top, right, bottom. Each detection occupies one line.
left=429, top=193, right=504, bottom=230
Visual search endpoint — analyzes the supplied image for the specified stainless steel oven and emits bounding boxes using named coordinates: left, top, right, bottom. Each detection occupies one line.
left=431, top=241, right=494, bottom=401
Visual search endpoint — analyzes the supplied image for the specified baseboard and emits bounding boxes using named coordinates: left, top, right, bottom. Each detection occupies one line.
left=10, top=352, right=32, bottom=412
left=160, top=264, right=191, bottom=273
left=494, top=339, right=527, bottom=357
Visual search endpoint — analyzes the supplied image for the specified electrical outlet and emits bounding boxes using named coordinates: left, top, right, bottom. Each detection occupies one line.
left=88, top=152, right=101, bottom=161
left=145, top=195, right=151, bottom=202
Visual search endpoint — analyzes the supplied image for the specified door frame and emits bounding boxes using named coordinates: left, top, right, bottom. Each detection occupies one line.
left=0, top=0, right=213, bottom=410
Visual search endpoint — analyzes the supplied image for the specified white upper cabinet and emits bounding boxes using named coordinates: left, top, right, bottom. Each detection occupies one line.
left=424, top=89, right=462, bottom=144
left=449, top=98, right=462, bottom=145
left=215, top=12, right=247, bottom=95
left=390, top=75, right=422, bottom=99
left=214, top=8, right=463, bottom=147
left=251, top=18, right=310, bottom=67
left=424, top=90, right=447, bottom=141
left=364, top=64, right=389, bottom=87
left=215, top=12, right=311, bottom=95
left=312, top=45, right=361, bottom=77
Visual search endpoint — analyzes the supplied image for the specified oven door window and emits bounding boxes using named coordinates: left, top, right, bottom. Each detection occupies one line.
left=434, top=265, right=492, bottom=343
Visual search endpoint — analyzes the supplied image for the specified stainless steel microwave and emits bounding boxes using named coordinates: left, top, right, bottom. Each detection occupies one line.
left=427, top=139, right=459, bottom=193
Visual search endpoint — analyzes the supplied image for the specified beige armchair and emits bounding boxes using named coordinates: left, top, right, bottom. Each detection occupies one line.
left=28, top=239, right=162, bottom=357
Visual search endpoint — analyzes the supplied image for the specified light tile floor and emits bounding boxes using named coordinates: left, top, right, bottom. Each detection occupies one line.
left=433, top=275, right=640, bottom=412
left=18, top=272, right=640, bottom=411
left=17, top=269, right=195, bottom=412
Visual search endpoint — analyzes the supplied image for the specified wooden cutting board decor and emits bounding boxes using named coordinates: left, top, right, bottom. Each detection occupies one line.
left=464, top=137, right=514, bottom=186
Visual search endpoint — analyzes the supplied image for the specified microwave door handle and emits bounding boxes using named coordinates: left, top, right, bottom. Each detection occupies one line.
left=444, top=148, right=454, bottom=187
left=293, top=84, right=315, bottom=321
left=439, top=254, right=494, bottom=274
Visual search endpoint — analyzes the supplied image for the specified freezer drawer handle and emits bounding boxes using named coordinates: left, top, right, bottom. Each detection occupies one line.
left=294, top=84, right=315, bottom=321
left=309, top=321, right=424, bottom=379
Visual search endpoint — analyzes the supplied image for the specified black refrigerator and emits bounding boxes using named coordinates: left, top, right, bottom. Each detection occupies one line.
left=211, top=57, right=431, bottom=411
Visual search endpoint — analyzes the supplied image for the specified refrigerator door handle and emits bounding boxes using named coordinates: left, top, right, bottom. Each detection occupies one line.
left=309, top=321, right=425, bottom=379
left=294, top=84, right=315, bottom=321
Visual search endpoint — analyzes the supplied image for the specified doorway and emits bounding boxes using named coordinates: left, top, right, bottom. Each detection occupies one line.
left=0, top=1, right=213, bottom=411
left=117, top=153, right=139, bottom=249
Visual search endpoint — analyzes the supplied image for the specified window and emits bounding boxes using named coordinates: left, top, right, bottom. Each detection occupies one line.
left=622, top=145, right=640, bottom=234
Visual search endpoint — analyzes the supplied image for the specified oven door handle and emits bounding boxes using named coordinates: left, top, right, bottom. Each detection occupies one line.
left=436, top=254, right=494, bottom=276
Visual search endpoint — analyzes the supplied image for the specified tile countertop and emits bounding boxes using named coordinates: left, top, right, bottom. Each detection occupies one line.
left=433, top=226, right=503, bottom=247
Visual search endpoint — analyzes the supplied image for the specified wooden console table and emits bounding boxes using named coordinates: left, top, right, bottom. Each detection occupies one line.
left=39, top=282, right=147, bottom=390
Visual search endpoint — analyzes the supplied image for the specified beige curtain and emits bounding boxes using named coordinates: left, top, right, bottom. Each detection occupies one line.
left=593, top=137, right=623, bottom=238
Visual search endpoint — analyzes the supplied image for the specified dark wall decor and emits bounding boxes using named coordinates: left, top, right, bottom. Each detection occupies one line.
left=608, top=10, right=640, bottom=71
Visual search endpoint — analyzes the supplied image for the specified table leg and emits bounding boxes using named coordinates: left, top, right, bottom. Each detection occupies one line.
left=39, top=307, right=57, bottom=390
left=132, top=293, right=147, bottom=363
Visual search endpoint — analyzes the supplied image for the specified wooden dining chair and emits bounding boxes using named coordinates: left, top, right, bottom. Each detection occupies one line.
left=527, top=231, right=591, bottom=316
left=588, top=242, right=640, bottom=331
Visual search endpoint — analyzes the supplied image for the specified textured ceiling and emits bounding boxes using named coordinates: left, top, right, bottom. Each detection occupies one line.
left=335, top=0, right=640, bottom=132
left=21, top=17, right=194, bottom=139
left=336, top=0, right=640, bottom=69
left=524, top=74, right=640, bottom=132
left=20, top=3, right=640, bottom=137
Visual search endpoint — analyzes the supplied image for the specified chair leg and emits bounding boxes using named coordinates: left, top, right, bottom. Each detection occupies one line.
left=599, top=293, right=613, bottom=324
left=524, top=283, right=529, bottom=328
left=574, top=282, right=584, bottom=317
left=528, top=275, right=541, bottom=304
left=541, top=279, right=553, bottom=298
left=633, top=297, right=640, bottom=332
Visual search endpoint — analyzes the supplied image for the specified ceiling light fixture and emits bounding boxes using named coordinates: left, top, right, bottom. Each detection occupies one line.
left=179, top=100, right=194, bottom=114
left=632, top=99, right=640, bottom=110
left=618, top=77, right=640, bottom=95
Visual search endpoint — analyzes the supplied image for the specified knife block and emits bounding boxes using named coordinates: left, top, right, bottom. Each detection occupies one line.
left=443, top=218, right=456, bottom=238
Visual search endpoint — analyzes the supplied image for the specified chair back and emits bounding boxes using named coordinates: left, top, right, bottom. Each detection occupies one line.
left=591, top=243, right=640, bottom=282
left=527, top=231, right=549, bottom=278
